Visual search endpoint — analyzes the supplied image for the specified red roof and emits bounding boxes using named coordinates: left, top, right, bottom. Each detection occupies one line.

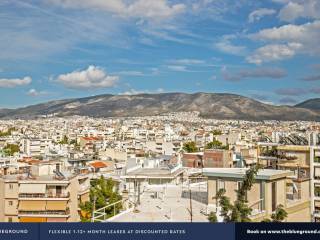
left=89, top=161, right=110, bottom=169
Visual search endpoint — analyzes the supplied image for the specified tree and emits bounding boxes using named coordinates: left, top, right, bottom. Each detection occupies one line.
left=183, top=141, right=198, bottom=153
left=59, top=135, right=69, bottom=145
left=215, top=165, right=260, bottom=222
left=205, top=140, right=228, bottom=150
left=211, top=130, right=222, bottom=135
left=208, top=212, right=218, bottom=222
left=261, top=204, right=288, bottom=222
left=79, top=176, right=122, bottom=222
left=270, top=205, right=288, bottom=222
left=0, top=127, right=15, bottom=137
left=3, top=144, right=19, bottom=156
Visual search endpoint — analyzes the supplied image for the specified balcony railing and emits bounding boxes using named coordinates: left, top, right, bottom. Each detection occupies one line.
left=19, top=210, right=69, bottom=215
left=314, top=190, right=320, bottom=197
left=18, top=192, right=70, bottom=199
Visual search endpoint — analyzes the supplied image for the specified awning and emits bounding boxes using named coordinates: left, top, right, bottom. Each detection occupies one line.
left=46, top=201, right=67, bottom=211
left=19, top=201, right=46, bottom=211
left=315, top=201, right=320, bottom=208
left=46, top=218, right=67, bottom=222
left=19, top=184, right=46, bottom=194
left=19, top=217, right=46, bottom=222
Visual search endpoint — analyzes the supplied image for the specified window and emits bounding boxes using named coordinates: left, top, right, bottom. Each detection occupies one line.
left=9, top=184, right=13, bottom=189
left=8, top=217, right=12, bottom=222
left=237, top=181, right=242, bottom=190
left=8, top=201, right=13, bottom=206
left=217, top=179, right=225, bottom=190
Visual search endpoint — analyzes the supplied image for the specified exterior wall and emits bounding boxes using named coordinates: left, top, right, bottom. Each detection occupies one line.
left=0, top=176, right=87, bottom=222
left=0, top=180, right=4, bottom=221
left=207, top=178, right=216, bottom=205
left=101, top=148, right=127, bottom=161
left=4, top=199, right=18, bottom=215
left=203, top=151, right=224, bottom=168
left=207, top=176, right=310, bottom=222
left=4, top=181, right=18, bottom=198
left=182, top=153, right=202, bottom=168
left=68, top=177, right=80, bottom=222
left=286, top=201, right=311, bottom=222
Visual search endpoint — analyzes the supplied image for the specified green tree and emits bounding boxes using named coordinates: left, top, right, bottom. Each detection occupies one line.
left=271, top=205, right=288, bottom=222
left=208, top=212, right=218, bottom=222
left=3, top=144, right=19, bottom=156
left=0, top=128, right=16, bottom=137
left=261, top=204, right=288, bottom=222
left=211, top=130, right=222, bottom=135
left=79, top=176, right=122, bottom=222
left=183, top=141, right=198, bottom=153
left=59, top=135, right=69, bottom=144
left=216, top=165, right=260, bottom=222
left=205, top=140, right=229, bottom=150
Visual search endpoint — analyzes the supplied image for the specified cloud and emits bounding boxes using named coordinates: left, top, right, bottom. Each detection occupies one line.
left=311, top=63, right=320, bottom=70
left=247, top=20, right=320, bottom=64
left=301, top=74, right=320, bottom=81
left=167, top=65, right=188, bottom=72
left=246, top=43, right=302, bottom=64
left=56, top=65, right=119, bottom=90
left=222, top=67, right=287, bottom=81
left=116, top=71, right=145, bottom=76
left=27, top=89, right=48, bottom=97
left=0, top=76, right=32, bottom=88
left=119, top=88, right=164, bottom=95
left=279, top=0, right=320, bottom=22
left=275, top=87, right=307, bottom=96
left=168, top=58, right=206, bottom=65
left=310, top=88, right=320, bottom=94
left=279, top=97, right=298, bottom=104
left=249, top=93, right=269, bottom=101
left=214, top=35, right=247, bottom=56
left=248, top=8, right=276, bottom=23
left=48, top=0, right=186, bottom=22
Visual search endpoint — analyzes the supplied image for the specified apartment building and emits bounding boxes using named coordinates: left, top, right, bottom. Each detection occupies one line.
left=0, top=161, right=90, bottom=222
left=21, top=138, right=51, bottom=157
left=182, top=149, right=233, bottom=168
left=203, top=168, right=311, bottom=222
left=257, top=143, right=320, bottom=221
left=311, top=146, right=320, bottom=222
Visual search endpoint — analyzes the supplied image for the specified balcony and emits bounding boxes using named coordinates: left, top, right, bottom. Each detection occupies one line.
left=314, top=188, right=320, bottom=198
left=314, top=157, right=320, bottom=164
left=18, top=210, right=69, bottom=217
left=18, top=192, right=70, bottom=199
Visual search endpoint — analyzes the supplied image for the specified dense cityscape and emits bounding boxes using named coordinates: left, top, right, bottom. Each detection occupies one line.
left=0, top=112, right=319, bottom=222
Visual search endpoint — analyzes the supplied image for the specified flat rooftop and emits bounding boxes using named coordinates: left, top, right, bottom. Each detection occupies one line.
left=1, top=171, right=77, bottom=182
left=124, top=167, right=184, bottom=179
left=202, top=168, right=292, bottom=180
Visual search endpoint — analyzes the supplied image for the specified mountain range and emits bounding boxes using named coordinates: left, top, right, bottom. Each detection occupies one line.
left=0, top=93, right=319, bottom=121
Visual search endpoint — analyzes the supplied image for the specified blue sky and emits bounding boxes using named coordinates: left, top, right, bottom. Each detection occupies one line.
left=0, top=0, right=319, bottom=108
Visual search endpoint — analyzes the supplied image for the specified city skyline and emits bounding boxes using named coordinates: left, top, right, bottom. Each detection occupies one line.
left=0, top=0, right=320, bottom=108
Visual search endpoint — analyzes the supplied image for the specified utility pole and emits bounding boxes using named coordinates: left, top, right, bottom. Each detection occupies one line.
left=91, top=194, right=96, bottom=222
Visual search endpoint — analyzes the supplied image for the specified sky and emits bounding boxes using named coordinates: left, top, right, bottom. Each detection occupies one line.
left=0, top=0, right=319, bottom=108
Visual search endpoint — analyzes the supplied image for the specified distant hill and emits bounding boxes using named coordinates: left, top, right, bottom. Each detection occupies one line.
left=295, top=98, right=320, bottom=112
left=0, top=92, right=320, bottom=121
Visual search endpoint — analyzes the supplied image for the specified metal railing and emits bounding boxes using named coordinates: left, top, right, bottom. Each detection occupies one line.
left=91, top=199, right=134, bottom=222
left=19, top=210, right=69, bottom=215
left=18, top=192, right=70, bottom=198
